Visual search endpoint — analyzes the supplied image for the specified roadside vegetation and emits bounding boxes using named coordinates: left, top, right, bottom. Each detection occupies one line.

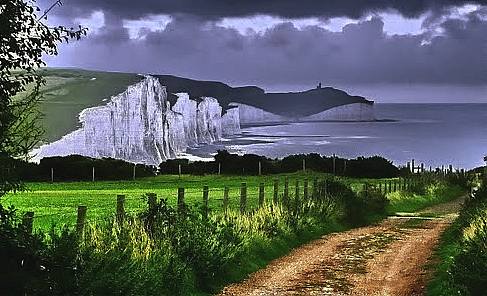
left=386, top=174, right=466, bottom=214
left=428, top=178, right=487, bottom=295
left=0, top=176, right=386, bottom=295
left=1, top=169, right=466, bottom=295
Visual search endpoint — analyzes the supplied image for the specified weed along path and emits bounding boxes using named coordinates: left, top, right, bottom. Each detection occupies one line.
left=218, top=196, right=465, bottom=296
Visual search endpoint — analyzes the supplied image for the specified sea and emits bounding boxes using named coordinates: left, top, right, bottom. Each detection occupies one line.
left=189, top=104, right=487, bottom=170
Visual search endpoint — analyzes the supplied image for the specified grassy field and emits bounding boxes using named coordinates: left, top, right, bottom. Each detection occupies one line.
left=3, top=171, right=340, bottom=229
left=2, top=171, right=458, bottom=230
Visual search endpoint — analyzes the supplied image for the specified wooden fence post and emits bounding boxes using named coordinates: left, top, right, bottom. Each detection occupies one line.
left=22, top=211, right=34, bottom=234
left=223, top=186, right=229, bottom=212
left=302, top=159, right=306, bottom=172
left=283, top=178, right=289, bottom=206
left=259, top=183, right=265, bottom=207
left=116, top=195, right=125, bottom=223
left=203, top=185, right=209, bottom=219
left=147, top=192, right=157, bottom=210
left=133, top=164, right=136, bottom=181
left=92, top=166, right=95, bottom=182
left=76, top=205, right=87, bottom=235
left=51, top=167, right=54, bottom=183
left=178, top=164, right=182, bottom=178
left=295, top=180, right=300, bottom=213
left=273, top=179, right=279, bottom=204
left=218, top=163, right=221, bottom=175
left=240, top=183, right=247, bottom=214
left=303, top=179, right=309, bottom=200
left=178, top=188, right=185, bottom=213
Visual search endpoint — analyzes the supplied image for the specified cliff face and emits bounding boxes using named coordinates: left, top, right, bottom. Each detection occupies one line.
left=172, top=93, right=198, bottom=146
left=33, top=74, right=376, bottom=165
left=230, top=103, right=288, bottom=125
left=34, top=76, right=241, bottom=165
left=221, top=107, right=241, bottom=136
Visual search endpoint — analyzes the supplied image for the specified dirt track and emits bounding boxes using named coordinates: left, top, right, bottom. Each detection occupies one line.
left=219, top=197, right=464, bottom=296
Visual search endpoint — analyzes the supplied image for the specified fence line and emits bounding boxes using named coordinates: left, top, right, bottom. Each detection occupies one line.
left=22, top=172, right=460, bottom=232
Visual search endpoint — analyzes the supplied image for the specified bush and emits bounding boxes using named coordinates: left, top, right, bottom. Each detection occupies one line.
left=316, top=179, right=388, bottom=226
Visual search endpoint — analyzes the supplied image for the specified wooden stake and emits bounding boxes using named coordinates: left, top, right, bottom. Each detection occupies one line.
left=116, top=195, right=125, bottom=223
left=147, top=193, right=157, bottom=210
left=177, top=188, right=185, bottom=213
left=223, top=186, right=229, bottom=212
left=22, top=211, right=34, bottom=234
left=76, top=205, right=87, bottom=235
left=240, top=183, right=247, bottom=214
left=273, top=179, right=279, bottom=204
left=203, top=185, right=209, bottom=219
left=259, top=183, right=265, bottom=207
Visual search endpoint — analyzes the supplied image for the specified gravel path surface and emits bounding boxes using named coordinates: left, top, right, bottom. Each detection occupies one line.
left=218, top=196, right=465, bottom=296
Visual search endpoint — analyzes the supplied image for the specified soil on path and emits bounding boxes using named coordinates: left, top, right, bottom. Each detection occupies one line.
left=219, top=196, right=465, bottom=296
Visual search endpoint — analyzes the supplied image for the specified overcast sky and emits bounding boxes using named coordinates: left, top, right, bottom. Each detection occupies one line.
left=40, top=0, right=487, bottom=102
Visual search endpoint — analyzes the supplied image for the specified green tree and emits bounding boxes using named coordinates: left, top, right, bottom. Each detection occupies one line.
left=0, top=0, right=86, bottom=197
left=1, top=1, right=86, bottom=293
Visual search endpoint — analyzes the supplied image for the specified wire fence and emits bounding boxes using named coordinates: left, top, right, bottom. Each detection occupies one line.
left=13, top=171, right=462, bottom=232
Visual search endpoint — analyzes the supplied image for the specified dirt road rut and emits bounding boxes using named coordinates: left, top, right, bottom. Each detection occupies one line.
left=219, top=197, right=464, bottom=296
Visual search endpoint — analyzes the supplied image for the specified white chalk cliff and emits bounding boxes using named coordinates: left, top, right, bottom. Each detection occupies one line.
left=33, top=76, right=241, bottom=165
left=33, top=76, right=375, bottom=165
left=229, top=103, right=288, bottom=125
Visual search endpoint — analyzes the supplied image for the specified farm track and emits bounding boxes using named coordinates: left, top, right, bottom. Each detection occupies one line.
left=218, top=196, right=465, bottom=296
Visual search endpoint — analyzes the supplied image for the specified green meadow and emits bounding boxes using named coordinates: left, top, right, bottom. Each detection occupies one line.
left=3, top=172, right=332, bottom=229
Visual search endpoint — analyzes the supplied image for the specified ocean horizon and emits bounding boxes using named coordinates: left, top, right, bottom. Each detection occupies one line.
left=188, top=103, right=487, bottom=169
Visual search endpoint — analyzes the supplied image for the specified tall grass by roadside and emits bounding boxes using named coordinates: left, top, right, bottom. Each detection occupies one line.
left=386, top=176, right=464, bottom=214
left=0, top=178, right=388, bottom=295
left=427, top=185, right=487, bottom=296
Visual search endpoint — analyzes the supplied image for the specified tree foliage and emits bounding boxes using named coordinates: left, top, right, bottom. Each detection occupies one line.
left=0, top=0, right=86, bottom=197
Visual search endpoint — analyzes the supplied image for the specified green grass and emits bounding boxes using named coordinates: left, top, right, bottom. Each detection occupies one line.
left=386, top=182, right=464, bottom=214
left=2, top=173, right=462, bottom=230
left=426, top=191, right=487, bottom=295
left=3, top=171, right=338, bottom=229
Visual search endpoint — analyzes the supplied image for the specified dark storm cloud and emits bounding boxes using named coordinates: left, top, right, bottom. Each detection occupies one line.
left=43, top=0, right=487, bottom=19
left=49, top=9, right=487, bottom=89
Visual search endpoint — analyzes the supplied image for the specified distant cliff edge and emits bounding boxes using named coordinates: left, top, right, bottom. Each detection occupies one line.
left=31, top=69, right=375, bottom=165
